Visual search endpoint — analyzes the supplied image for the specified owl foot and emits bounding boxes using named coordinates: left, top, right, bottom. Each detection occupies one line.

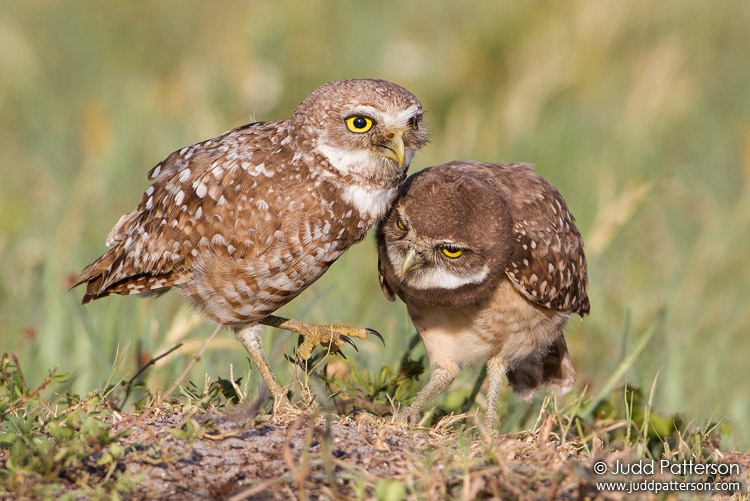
left=261, top=315, right=384, bottom=361
left=272, top=394, right=298, bottom=414
left=393, top=410, right=421, bottom=428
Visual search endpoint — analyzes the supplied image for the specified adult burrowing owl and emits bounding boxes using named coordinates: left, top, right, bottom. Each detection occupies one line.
left=376, top=161, right=589, bottom=428
left=72, top=79, right=428, bottom=413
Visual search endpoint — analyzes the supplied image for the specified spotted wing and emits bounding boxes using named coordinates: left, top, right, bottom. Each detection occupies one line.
left=456, top=162, right=589, bottom=315
left=73, top=121, right=292, bottom=302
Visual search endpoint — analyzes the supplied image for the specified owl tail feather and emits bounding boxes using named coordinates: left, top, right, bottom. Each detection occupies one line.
left=70, top=248, right=153, bottom=304
left=68, top=248, right=121, bottom=303
left=506, top=335, right=576, bottom=400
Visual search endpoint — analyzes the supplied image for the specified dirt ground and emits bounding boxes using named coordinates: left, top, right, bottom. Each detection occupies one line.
left=96, top=407, right=749, bottom=500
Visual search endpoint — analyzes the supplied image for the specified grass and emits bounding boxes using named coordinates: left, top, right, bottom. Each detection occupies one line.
left=1, top=351, right=744, bottom=498
left=2, top=0, right=750, bottom=494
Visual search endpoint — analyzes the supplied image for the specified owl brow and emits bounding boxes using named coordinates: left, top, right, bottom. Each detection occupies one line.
left=438, top=240, right=462, bottom=248
left=395, top=105, right=423, bottom=124
left=346, top=106, right=380, bottom=119
left=346, top=104, right=422, bottom=125
left=437, top=242, right=470, bottom=256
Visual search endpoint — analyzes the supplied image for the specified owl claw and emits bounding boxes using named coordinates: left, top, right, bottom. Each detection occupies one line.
left=336, top=350, right=348, bottom=360
left=366, top=328, right=385, bottom=345
left=261, top=315, right=387, bottom=361
left=339, top=334, right=358, bottom=352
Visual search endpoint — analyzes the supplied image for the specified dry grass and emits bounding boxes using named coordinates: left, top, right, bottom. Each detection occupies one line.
left=2, top=353, right=748, bottom=499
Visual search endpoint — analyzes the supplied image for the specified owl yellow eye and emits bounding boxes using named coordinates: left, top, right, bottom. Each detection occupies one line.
left=396, top=217, right=407, bottom=230
left=441, top=245, right=464, bottom=259
left=345, top=115, right=374, bottom=133
left=409, top=115, right=421, bottom=130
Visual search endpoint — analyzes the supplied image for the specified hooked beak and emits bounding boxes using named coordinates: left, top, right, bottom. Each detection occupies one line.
left=401, top=248, right=425, bottom=277
left=377, top=129, right=405, bottom=167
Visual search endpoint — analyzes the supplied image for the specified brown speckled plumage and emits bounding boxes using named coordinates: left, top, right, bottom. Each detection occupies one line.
left=376, top=161, right=589, bottom=428
left=73, top=79, right=428, bottom=413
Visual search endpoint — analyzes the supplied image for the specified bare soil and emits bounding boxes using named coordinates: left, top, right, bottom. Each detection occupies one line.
left=98, top=407, right=749, bottom=500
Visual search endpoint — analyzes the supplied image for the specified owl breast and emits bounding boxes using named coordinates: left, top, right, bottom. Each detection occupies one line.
left=411, top=279, right=570, bottom=370
left=408, top=302, right=496, bottom=368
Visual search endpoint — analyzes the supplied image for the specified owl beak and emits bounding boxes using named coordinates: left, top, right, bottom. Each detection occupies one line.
left=377, top=129, right=406, bottom=167
left=401, top=248, right=425, bottom=276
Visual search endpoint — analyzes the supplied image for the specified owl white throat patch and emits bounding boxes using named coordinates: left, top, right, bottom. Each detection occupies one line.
left=341, top=184, right=398, bottom=221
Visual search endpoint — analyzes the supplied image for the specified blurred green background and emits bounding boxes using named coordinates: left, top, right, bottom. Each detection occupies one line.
left=2, top=1, right=749, bottom=448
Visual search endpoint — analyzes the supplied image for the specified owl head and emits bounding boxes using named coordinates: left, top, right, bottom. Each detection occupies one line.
left=291, top=79, right=429, bottom=185
left=376, top=165, right=514, bottom=307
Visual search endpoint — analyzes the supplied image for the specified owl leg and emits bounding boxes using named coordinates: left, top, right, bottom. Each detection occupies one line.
left=397, top=362, right=460, bottom=426
left=234, top=325, right=296, bottom=414
left=484, top=355, right=508, bottom=430
left=260, top=315, right=384, bottom=361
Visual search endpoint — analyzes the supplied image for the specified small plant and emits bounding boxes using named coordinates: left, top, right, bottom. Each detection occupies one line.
left=317, top=353, right=426, bottom=416
left=0, top=353, right=136, bottom=498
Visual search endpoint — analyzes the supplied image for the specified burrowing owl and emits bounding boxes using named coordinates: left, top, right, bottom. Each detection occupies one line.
left=72, top=79, right=428, bottom=413
left=376, top=161, right=589, bottom=428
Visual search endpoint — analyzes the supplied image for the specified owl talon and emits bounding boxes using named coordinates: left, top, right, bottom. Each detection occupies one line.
left=366, top=328, right=385, bottom=345
left=340, top=334, right=358, bottom=352
left=394, top=411, right=419, bottom=428
left=260, top=315, right=387, bottom=362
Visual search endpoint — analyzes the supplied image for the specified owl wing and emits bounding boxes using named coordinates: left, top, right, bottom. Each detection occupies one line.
left=73, top=121, right=292, bottom=302
left=377, top=253, right=397, bottom=302
left=465, top=162, right=590, bottom=315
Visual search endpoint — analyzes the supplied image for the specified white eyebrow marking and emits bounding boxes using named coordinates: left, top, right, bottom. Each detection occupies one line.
left=347, top=105, right=379, bottom=117
left=347, top=104, right=422, bottom=125
left=392, top=104, right=423, bottom=124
